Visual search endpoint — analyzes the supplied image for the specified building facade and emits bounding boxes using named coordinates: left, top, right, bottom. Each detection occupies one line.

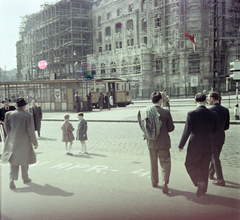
left=16, top=0, right=240, bottom=97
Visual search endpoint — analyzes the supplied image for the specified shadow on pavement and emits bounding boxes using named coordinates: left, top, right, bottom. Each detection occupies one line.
left=225, top=180, right=240, bottom=189
left=165, top=188, right=240, bottom=210
left=72, top=153, right=107, bottom=158
left=14, top=182, right=74, bottom=197
left=38, top=137, right=57, bottom=141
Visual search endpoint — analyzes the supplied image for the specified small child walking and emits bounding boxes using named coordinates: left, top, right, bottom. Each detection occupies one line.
left=76, top=112, right=88, bottom=154
left=61, top=114, right=75, bottom=155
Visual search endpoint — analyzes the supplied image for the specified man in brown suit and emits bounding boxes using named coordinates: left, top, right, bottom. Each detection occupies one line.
left=29, top=99, right=42, bottom=137
left=2, top=98, right=38, bottom=190
left=138, top=92, right=175, bottom=194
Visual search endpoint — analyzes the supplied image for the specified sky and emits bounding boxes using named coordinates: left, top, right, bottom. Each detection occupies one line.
left=0, top=0, right=59, bottom=71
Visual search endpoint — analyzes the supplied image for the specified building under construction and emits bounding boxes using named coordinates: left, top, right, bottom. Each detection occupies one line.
left=16, top=0, right=93, bottom=81
left=16, top=0, right=240, bottom=97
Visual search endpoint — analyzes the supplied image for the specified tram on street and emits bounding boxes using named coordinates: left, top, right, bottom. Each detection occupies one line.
left=89, top=77, right=132, bottom=107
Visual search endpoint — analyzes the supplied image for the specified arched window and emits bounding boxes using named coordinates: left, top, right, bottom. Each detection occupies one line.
left=110, top=62, right=116, bottom=73
left=101, top=63, right=105, bottom=74
left=142, top=18, right=147, bottom=30
left=121, top=60, right=128, bottom=75
left=134, top=58, right=141, bottom=74
left=126, top=20, right=133, bottom=30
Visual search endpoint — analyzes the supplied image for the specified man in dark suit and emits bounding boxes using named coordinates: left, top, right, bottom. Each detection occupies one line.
left=178, top=93, right=217, bottom=197
left=0, top=98, right=16, bottom=142
left=208, top=91, right=229, bottom=186
left=140, top=92, right=175, bottom=194
left=29, top=99, right=42, bottom=138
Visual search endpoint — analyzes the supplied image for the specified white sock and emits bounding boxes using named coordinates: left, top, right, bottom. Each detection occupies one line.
left=84, top=143, right=87, bottom=152
left=80, top=143, right=84, bottom=152
left=68, top=144, right=72, bottom=153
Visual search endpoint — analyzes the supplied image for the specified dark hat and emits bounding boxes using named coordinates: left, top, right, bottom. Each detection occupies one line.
left=2, top=98, right=11, bottom=103
left=16, top=98, right=28, bottom=107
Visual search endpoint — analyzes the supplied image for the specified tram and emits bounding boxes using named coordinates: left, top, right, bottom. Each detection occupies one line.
left=89, top=77, right=132, bottom=107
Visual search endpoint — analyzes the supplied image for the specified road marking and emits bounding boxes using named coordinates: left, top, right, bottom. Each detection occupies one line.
left=131, top=169, right=150, bottom=177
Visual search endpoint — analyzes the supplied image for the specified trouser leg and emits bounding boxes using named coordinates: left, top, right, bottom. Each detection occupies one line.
left=149, top=149, right=159, bottom=186
left=185, top=153, right=204, bottom=186
left=21, top=165, right=29, bottom=181
left=200, top=153, right=212, bottom=191
left=158, top=149, right=171, bottom=184
left=212, top=145, right=224, bottom=180
left=209, top=160, right=215, bottom=177
left=10, top=165, right=19, bottom=182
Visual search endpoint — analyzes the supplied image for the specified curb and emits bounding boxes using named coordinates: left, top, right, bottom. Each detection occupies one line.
left=42, top=119, right=240, bottom=125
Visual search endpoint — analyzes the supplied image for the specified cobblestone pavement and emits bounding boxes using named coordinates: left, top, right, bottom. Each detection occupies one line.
left=39, top=121, right=240, bottom=168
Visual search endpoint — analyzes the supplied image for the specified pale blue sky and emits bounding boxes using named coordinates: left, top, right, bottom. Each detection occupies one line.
left=0, top=0, right=58, bottom=71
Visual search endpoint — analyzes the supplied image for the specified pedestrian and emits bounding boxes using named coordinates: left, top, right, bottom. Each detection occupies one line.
left=98, top=92, right=104, bottom=110
left=76, top=112, right=88, bottom=154
left=87, top=93, right=92, bottom=111
left=105, top=93, right=110, bottom=110
left=138, top=92, right=175, bottom=194
left=74, top=91, right=81, bottom=112
left=109, top=95, right=113, bottom=107
left=29, top=99, right=42, bottom=138
left=2, top=98, right=38, bottom=190
left=178, top=93, right=217, bottom=197
left=61, top=114, right=75, bottom=156
left=0, top=98, right=16, bottom=142
left=161, top=89, right=168, bottom=109
left=208, top=91, right=230, bottom=186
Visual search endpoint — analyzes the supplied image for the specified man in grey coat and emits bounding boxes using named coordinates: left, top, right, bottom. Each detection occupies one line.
left=2, top=98, right=38, bottom=190
left=139, top=92, right=174, bottom=194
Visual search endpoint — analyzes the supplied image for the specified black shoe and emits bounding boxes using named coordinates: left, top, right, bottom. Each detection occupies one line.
left=162, top=181, right=169, bottom=194
left=10, top=181, right=16, bottom=190
left=152, top=183, right=158, bottom=188
left=66, top=152, right=73, bottom=156
left=213, top=179, right=225, bottom=186
left=197, top=181, right=206, bottom=197
left=23, top=178, right=32, bottom=184
left=209, top=175, right=216, bottom=180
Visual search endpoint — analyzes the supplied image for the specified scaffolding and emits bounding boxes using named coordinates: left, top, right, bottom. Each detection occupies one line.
left=17, top=0, right=93, bottom=81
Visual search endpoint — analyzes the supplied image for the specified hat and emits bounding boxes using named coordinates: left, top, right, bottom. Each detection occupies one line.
left=2, top=98, right=11, bottom=103
left=16, top=98, right=28, bottom=107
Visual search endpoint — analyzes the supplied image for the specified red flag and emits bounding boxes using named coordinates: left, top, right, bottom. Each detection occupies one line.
left=185, top=32, right=196, bottom=52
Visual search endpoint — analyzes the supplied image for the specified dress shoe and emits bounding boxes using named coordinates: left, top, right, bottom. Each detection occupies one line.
left=152, top=183, right=158, bottom=188
left=23, top=178, right=32, bottom=184
left=10, top=181, right=16, bottom=190
left=209, top=175, right=216, bottom=180
left=212, top=179, right=225, bottom=186
left=196, top=181, right=206, bottom=197
left=66, top=152, right=73, bottom=156
left=162, top=181, right=169, bottom=194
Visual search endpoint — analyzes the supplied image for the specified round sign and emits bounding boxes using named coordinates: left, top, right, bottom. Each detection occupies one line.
left=38, top=60, right=48, bottom=69
left=115, top=22, right=122, bottom=29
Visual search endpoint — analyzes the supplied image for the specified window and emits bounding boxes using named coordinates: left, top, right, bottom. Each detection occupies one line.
left=105, top=26, right=111, bottom=36
left=121, top=60, right=128, bottom=75
left=126, top=20, right=133, bottom=30
left=156, top=58, right=162, bottom=74
left=142, top=18, right=147, bottom=30
left=127, top=39, right=130, bottom=46
left=189, top=27, right=199, bottom=34
left=117, top=8, right=122, bottom=16
left=107, top=12, right=111, bottom=20
left=155, top=0, right=159, bottom=7
left=115, top=22, right=122, bottom=33
left=172, top=59, right=177, bottom=74
left=105, top=44, right=108, bottom=51
left=98, top=16, right=101, bottom=27
left=155, top=14, right=161, bottom=28
left=99, top=47, right=102, bottom=53
left=101, top=63, right=105, bottom=74
left=131, top=39, right=134, bottom=46
left=110, top=62, right=116, bottom=73
left=116, top=42, right=119, bottom=49
left=129, top=4, right=134, bottom=12
left=134, top=58, right=141, bottom=74
left=189, top=54, right=200, bottom=74
left=119, top=41, right=122, bottom=48
left=189, top=6, right=199, bottom=17
left=98, top=31, right=102, bottom=43
left=143, top=36, right=147, bottom=44
left=141, top=0, right=147, bottom=12
left=109, top=44, right=111, bottom=51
